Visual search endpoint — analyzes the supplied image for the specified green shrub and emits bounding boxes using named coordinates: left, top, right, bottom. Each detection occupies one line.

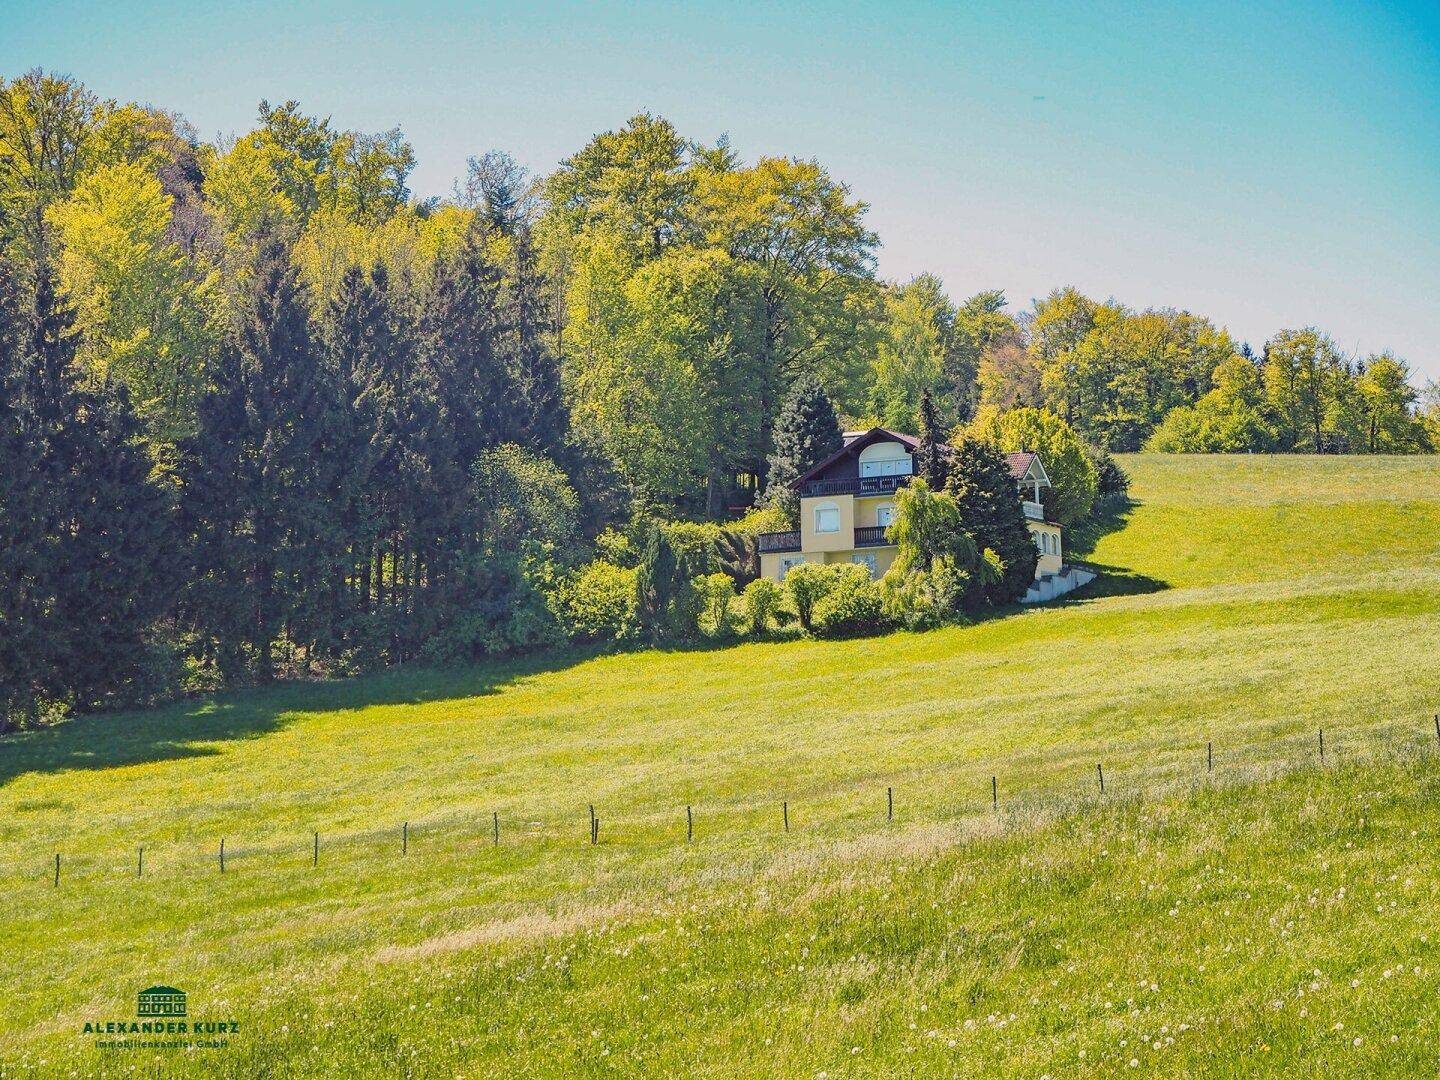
left=740, top=578, right=783, bottom=635
left=593, top=528, right=640, bottom=568
left=695, top=572, right=738, bottom=638
left=637, top=522, right=718, bottom=640
left=548, top=560, right=640, bottom=643
left=813, top=565, right=886, bottom=637
left=730, top=503, right=793, bottom=536
left=887, top=479, right=978, bottom=577
left=881, top=556, right=970, bottom=630
left=783, top=562, right=837, bottom=633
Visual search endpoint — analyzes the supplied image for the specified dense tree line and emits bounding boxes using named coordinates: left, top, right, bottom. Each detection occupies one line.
left=1, top=70, right=1433, bottom=727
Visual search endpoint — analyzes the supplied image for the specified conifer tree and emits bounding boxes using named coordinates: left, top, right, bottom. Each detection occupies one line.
left=178, top=343, right=253, bottom=680
left=762, top=373, right=842, bottom=516
left=1, top=263, right=176, bottom=724
left=0, top=257, right=51, bottom=726
left=947, top=434, right=1038, bottom=605
left=503, top=232, right=566, bottom=453
left=406, top=228, right=506, bottom=644
left=179, top=238, right=324, bottom=681
left=916, top=388, right=949, bottom=489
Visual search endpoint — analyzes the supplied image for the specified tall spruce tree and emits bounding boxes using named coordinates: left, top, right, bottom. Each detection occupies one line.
left=502, top=232, right=566, bottom=453
left=178, top=343, right=253, bottom=680
left=412, top=227, right=506, bottom=646
left=1, top=263, right=176, bottom=726
left=313, top=264, right=393, bottom=658
left=179, top=238, right=324, bottom=681
left=916, top=388, right=949, bottom=489
left=762, top=373, right=842, bottom=516
left=947, top=434, right=1038, bottom=605
left=0, top=256, right=51, bottom=726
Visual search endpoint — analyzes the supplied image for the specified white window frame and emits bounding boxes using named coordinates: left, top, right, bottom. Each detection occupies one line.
left=851, top=553, right=878, bottom=578
left=858, top=441, right=914, bottom=478
left=813, top=502, right=840, bottom=534
left=860, top=456, right=913, bottom=478
left=875, top=503, right=896, bottom=527
left=779, top=556, right=805, bottom=577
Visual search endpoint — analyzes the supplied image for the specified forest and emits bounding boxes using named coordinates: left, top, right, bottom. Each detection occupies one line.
left=1, top=69, right=1435, bottom=729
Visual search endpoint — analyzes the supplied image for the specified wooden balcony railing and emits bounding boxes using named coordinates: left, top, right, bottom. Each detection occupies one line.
left=1022, top=499, right=1044, bottom=521
left=756, top=530, right=801, bottom=554
left=854, top=526, right=892, bottom=547
left=802, top=474, right=912, bottom=498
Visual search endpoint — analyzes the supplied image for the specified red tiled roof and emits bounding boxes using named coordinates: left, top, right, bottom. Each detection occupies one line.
left=1005, top=451, right=1038, bottom=480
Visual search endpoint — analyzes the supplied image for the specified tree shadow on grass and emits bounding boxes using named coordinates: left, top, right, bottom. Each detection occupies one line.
left=1058, top=496, right=1169, bottom=601
left=0, top=646, right=612, bottom=789
left=0, top=500, right=1166, bottom=787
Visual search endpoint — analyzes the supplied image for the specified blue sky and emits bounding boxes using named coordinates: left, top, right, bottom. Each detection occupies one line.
left=5, top=0, right=1439, bottom=378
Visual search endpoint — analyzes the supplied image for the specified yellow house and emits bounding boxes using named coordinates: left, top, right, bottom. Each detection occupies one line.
left=756, top=428, right=1092, bottom=603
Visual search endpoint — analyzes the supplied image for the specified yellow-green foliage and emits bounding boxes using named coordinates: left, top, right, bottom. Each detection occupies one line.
left=46, top=160, right=221, bottom=435
left=5, top=455, right=1440, bottom=1076
left=547, top=560, right=639, bottom=643
left=971, top=405, right=1100, bottom=523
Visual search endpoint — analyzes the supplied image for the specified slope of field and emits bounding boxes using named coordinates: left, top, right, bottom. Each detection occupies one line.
left=3, top=454, right=1440, bottom=1076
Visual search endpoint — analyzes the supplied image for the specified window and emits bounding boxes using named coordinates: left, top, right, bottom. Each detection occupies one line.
left=780, top=557, right=805, bottom=577
left=851, top=553, right=878, bottom=578
left=875, top=503, right=896, bottom=527
left=813, top=503, right=840, bottom=533
left=860, top=456, right=913, bottom=478
left=1034, top=531, right=1045, bottom=553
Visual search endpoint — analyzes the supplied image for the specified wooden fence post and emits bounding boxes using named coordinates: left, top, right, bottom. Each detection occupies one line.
left=219, top=839, right=225, bottom=873
left=402, top=822, right=408, bottom=856
left=313, top=832, right=319, bottom=867
left=887, top=786, right=893, bottom=822
left=493, top=812, right=499, bottom=846
left=783, top=801, right=789, bottom=833
left=686, top=805, right=693, bottom=843
left=992, top=776, right=998, bottom=810
left=1207, top=741, right=1213, bottom=773
left=1097, top=763, right=1105, bottom=793
left=138, top=846, right=144, bottom=878
left=53, top=853, right=59, bottom=887
left=1319, top=728, right=1325, bottom=761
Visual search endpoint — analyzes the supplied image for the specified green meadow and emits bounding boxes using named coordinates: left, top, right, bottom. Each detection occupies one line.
left=4, top=454, right=1440, bottom=1077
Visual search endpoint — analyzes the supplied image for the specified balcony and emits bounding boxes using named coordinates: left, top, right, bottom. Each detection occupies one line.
left=756, top=530, right=801, bottom=554
left=1022, top=499, right=1044, bottom=521
left=802, top=474, right=912, bottom=498
left=855, top=526, right=892, bottom=547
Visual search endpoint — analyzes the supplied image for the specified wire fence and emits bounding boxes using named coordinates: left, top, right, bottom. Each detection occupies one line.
left=14, top=713, right=1440, bottom=892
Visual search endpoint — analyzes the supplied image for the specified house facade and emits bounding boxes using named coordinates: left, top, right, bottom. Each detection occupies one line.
left=756, top=428, right=1090, bottom=603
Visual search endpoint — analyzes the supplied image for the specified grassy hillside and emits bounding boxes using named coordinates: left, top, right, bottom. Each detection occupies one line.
left=4, top=454, right=1440, bottom=1076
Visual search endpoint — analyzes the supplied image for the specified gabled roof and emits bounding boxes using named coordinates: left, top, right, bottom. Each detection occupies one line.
left=1006, top=451, right=1050, bottom=487
left=791, top=427, right=919, bottom=490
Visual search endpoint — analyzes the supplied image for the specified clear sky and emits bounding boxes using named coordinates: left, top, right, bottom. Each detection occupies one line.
left=5, top=0, right=1439, bottom=377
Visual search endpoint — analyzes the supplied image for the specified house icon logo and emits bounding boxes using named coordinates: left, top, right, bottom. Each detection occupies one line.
left=137, top=986, right=187, bottom=1018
